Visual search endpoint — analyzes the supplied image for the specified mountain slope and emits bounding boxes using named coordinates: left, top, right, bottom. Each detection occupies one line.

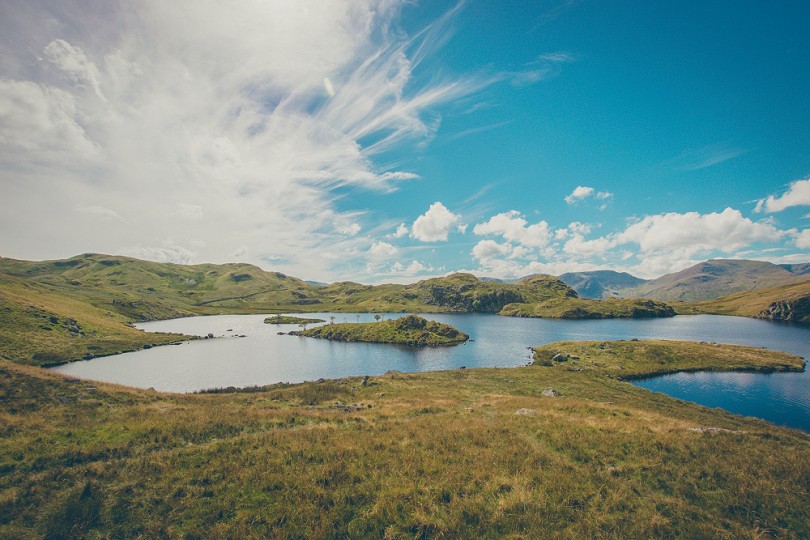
left=627, top=259, right=804, bottom=301
left=558, top=270, right=648, bottom=299
left=693, top=277, right=810, bottom=323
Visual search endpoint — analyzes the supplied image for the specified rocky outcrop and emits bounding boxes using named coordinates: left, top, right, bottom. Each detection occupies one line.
left=757, top=295, right=810, bottom=324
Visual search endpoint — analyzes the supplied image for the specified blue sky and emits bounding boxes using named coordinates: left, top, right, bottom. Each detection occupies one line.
left=1, top=0, right=809, bottom=282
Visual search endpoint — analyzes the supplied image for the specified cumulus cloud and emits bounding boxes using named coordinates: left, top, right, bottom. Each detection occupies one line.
left=796, top=229, right=810, bottom=249
left=564, top=186, right=612, bottom=206
left=392, top=223, right=409, bottom=238
left=616, top=208, right=783, bottom=253
left=411, top=202, right=461, bottom=242
left=473, top=211, right=551, bottom=248
left=0, top=1, right=484, bottom=280
left=472, top=240, right=511, bottom=261
left=369, top=241, right=398, bottom=259
left=564, top=186, right=593, bottom=204
left=755, top=177, right=810, bottom=213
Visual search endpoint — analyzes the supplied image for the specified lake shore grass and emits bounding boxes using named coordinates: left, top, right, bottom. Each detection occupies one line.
left=1, top=340, right=808, bottom=538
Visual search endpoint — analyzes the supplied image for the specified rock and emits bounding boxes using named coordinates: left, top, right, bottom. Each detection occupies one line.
left=514, top=408, right=536, bottom=415
left=551, top=353, right=569, bottom=362
left=542, top=387, right=560, bottom=397
left=206, top=333, right=214, bottom=339
left=56, top=396, right=71, bottom=404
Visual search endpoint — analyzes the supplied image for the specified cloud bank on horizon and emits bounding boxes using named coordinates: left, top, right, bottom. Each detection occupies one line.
left=0, top=0, right=808, bottom=282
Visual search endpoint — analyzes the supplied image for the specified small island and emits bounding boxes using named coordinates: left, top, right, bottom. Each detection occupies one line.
left=532, top=339, right=805, bottom=377
left=289, top=314, right=469, bottom=346
left=264, top=315, right=325, bottom=325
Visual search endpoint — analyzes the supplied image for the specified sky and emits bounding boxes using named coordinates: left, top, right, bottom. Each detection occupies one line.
left=1, top=0, right=809, bottom=283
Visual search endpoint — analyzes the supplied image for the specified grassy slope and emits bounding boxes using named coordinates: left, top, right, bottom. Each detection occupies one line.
left=691, top=279, right=810, bottom=320
left=500, top=297, right=675, bottom=319
left=0, top=272, right=187, bottom=366
left=292, top=315, right=469, bottom=345
left=1, top=341, right=808, bottom=538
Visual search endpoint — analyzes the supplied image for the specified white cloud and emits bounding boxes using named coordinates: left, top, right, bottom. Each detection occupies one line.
left=120, top=241, right=196, bottom=265
left=616, top=208, right=783, bottom=253
left=178, top=204, right=203, bottom=221
left=43, top=39, right=104, bottom=99
left=0, top=79, right=100, bottom=160
left=472, top=240, right=511, bottom=261
left=564, top=185, right=613, bottom=207
left=337, top=223, right=361, bottom=236
left=796, top=229, right=810, bottom=249
left=0, top=1, right=485, bottom=281
left=392, top=223, right=409, bottom=238
left=76, top=205, right=124, bottom=222
left=411, top=202, right=461, bottom=242
left=564, top=186, right=594, bottom=204
left=563, top=234, right=613, bottom=257
left=231, top=245, right=249, bottom=259
left=755, top=177, right=810, bottom=213
left=369, top=241, right=398, bottom=259
left=473, top=211, right=551, bottom=248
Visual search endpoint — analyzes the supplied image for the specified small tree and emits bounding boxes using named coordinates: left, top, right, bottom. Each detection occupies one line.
left=374, top=314, right=382, bottom=322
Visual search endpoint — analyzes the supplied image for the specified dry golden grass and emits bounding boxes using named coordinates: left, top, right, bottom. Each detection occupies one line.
left=1, top=340, right=808, bottom=538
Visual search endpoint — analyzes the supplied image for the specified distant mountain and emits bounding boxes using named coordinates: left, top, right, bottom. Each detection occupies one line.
left=558, top=270, right=648, bottom=299
left=628, top=259, right=806, bottom=302
left=779, top=263, right=810, bottom=275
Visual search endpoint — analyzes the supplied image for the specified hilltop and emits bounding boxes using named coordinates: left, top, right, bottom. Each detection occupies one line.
left=291, top=315, right=469, bottom=346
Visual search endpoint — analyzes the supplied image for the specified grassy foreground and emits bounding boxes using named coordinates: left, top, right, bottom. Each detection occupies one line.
left=291, top=315, right=469, bottom=346
left=1, top=341, right=808, bottom=538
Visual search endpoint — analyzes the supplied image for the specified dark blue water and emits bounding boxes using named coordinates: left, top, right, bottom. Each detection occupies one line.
left=51, top=314, right=809, bottom=431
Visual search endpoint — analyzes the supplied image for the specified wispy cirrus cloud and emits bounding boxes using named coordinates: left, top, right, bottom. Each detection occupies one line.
left=0, top=0, right=484, bottom=280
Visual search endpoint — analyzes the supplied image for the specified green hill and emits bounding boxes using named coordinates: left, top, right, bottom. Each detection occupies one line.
left=291, top=315, right=469, bottom=346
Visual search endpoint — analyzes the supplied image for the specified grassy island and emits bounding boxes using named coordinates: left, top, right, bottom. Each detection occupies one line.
left=501, top=297, right=676, bottom=319
left=290, top=314, right=468, bottom=346
left=1, top=340, right=808, bottom=538
left=533, top=339, right=805, bottom=377
left=263, top=315, right=325, bottom=325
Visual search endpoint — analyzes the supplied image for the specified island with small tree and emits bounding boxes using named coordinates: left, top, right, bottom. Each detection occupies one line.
left=289, top=314, right=469, bottom=346
left=263, top=314, right=325, bottom=325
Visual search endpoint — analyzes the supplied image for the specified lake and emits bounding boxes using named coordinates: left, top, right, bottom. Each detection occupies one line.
left=51, top=313, right=810, bottom=431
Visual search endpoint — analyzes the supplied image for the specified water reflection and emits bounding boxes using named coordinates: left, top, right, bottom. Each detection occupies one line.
left=50, top=313, right=809, bottom=431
